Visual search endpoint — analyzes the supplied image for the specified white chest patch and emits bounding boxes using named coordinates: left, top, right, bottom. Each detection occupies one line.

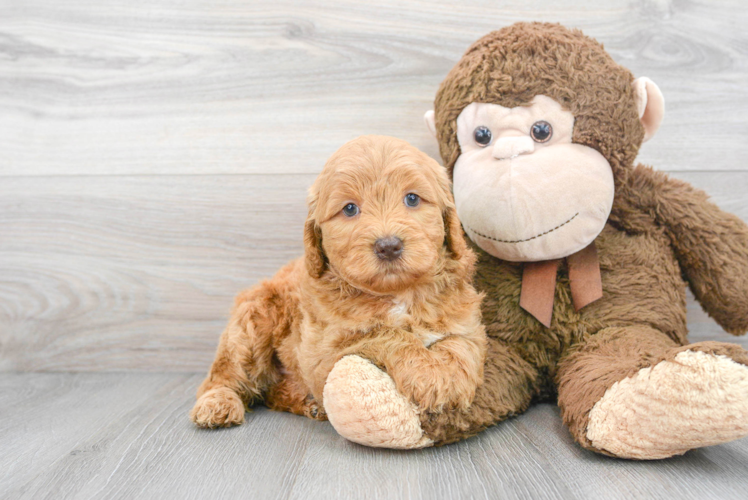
left=389, top=300, right=408, bottom=319
left=420, top=331, right=445, bottom=347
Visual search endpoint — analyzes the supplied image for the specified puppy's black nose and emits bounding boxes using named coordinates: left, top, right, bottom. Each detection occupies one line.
left=374, top=236, right=403, bottom=261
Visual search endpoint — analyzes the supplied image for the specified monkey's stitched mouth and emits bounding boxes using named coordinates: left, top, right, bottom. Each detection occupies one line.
left=465, top=212, right=579, bottom=244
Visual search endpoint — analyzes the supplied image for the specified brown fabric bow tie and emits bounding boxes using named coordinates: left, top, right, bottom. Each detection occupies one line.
left=519, top=242, right=603, bottom=327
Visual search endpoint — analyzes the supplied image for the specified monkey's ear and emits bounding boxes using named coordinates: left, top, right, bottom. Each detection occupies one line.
left=634, top=77, right=665, bottom=142
left=304, top=215, right=326, bottom=278
left=443, top=205, right=468, bottom=261
left=424, top=110, right=437, bottom=137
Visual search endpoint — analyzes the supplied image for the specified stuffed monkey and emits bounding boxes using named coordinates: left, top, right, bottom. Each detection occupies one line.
left=322, top=22, right=748, bottom=459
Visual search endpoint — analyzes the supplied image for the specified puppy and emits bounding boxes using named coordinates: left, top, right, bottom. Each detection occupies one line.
left=190, top=135, right=486, bottom=428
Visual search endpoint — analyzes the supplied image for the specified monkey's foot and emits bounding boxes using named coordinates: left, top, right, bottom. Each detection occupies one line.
left=587, top=350, right=748, bottom=459
left=323, top=355, right=433, bottom=449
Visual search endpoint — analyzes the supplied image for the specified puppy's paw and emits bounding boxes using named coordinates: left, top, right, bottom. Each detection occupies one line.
left=190, top=387, right=245, bottom=428
left=400, top=370, right=477, bottom=413
left=304, top=396, right=327, bottom=421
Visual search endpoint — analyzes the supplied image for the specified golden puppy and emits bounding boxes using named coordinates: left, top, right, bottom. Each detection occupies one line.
left=190, top=135, right=486, bottom=428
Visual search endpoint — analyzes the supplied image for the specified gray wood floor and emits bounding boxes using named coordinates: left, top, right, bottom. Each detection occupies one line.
left=2, top=372, right=748, bottom=500
left=1, top=1, right=748, bottom=498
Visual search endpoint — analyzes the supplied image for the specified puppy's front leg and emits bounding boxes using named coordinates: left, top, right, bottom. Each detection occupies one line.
left=330, top=328, right=486, bottom=413
left=394, top=333, right=486, bottom=412
left=190, top=286, right=283, bottom=428
left=190, top=319, right=254, bottom=429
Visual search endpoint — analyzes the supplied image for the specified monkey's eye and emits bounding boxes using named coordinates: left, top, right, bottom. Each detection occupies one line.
left=404, top=193, right=420, bottom=207
left=473, top=126, right=492, bottom=146
left=530, top=121, right=553, bottom=143
left=342, top=203, right=359, bottom=217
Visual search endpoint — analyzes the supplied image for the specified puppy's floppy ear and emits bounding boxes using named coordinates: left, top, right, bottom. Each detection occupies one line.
left=430, top=156, right=468, bottom=260
left=443, top=203, right=468, bottom=261
left=304, top=213, right=326, bottom=278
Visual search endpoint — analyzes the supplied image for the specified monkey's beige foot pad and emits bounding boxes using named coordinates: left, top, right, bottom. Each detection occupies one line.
left=587, top=350, right=748, bottom=459
left=323, top=355, right=433, bottom=449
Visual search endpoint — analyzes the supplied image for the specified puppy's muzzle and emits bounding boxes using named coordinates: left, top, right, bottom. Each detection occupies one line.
left=374, top=236, right=403, bottom=261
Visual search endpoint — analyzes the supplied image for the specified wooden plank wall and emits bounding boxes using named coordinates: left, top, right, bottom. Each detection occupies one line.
left=1, top=0, right=747, bottom=372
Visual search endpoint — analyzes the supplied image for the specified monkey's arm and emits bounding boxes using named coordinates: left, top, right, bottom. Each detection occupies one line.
left=619, top=164, right=748, bottom=335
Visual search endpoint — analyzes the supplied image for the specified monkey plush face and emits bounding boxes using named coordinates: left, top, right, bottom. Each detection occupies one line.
left=451, top=96, right=614, bottom=261
left=425, top=22, right=665, bottom=263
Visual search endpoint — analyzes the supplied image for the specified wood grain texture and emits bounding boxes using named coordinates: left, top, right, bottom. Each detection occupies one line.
left=2, top=2, right=748, bottom=497
left=0, top=0, right=747, bottom=176
left=0, top=0, right=747, bottom=389
left=1, top=172, right=746, bottom=372
left=1, top=372, right=747, bottom=500
left=0, top=174, right=311, bottom=371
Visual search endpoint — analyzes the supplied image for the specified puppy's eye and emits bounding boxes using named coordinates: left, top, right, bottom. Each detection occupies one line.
left=530, top=121, right=552, bottom=143
left=404, top=193, right=420, bottom=207
left=474, top=126, right=492, bottom=146
left=342, top=203, right=359, bottom=217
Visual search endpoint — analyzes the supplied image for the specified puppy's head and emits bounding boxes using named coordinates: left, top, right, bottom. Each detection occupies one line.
left=305, top=135, right=469, bottom=294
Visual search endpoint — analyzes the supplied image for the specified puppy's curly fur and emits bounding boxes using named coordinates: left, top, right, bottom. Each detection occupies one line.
left=190, top=136, right=486, bottom=428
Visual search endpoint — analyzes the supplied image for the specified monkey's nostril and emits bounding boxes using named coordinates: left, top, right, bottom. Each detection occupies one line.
left=374, top=236, right=404, bottom=261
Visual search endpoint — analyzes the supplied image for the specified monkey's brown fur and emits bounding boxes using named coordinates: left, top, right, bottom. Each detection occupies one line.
left=190, top=136, right=486, bottom=428
left=418, top=23, right=748, bottom=452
